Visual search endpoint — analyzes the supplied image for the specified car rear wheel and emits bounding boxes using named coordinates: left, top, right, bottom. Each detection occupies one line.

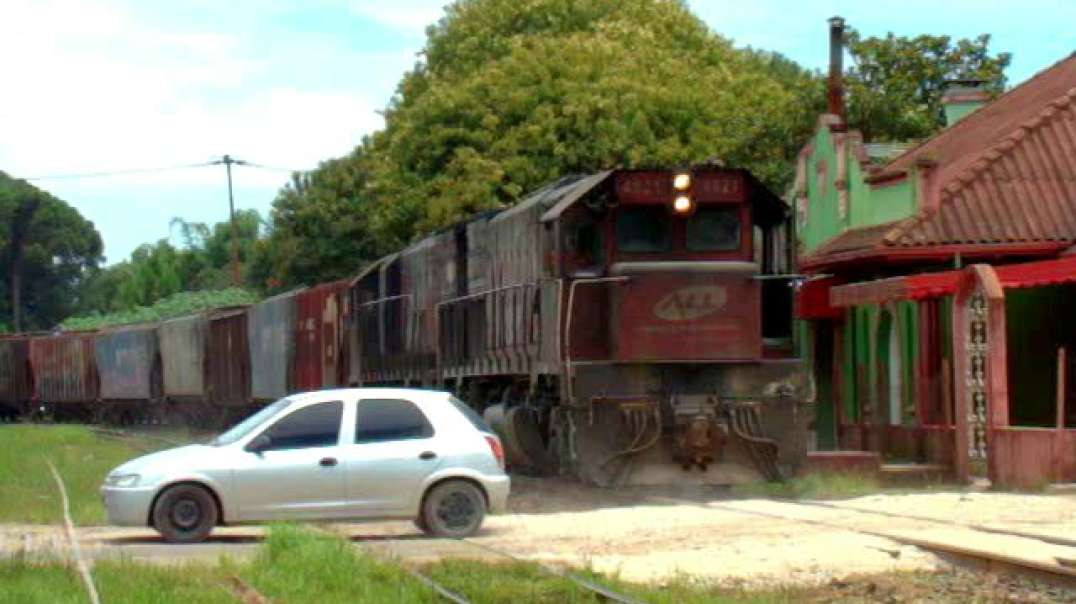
left=420, top=480, right=486, bottom=538
left=152, top=484, right=218, bottom=543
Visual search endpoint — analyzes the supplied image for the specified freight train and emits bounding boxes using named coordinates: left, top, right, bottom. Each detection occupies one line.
left=0, top=167, right=812, bottom=486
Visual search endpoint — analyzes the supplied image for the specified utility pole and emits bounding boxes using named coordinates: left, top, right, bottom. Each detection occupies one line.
left=211, top=155, right=247, bottom=287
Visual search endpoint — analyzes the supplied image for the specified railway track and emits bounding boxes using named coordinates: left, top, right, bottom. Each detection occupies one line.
left=457, top=537, right=648, bottom=604
left=643, top=494, right=1076, bottom=590
left=321, top=524, right=647, bottom=603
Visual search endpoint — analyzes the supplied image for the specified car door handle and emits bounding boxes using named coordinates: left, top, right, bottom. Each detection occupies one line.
left=419, top=451, right=437, bottom=460
left=319, top=457, right=338, bottom=467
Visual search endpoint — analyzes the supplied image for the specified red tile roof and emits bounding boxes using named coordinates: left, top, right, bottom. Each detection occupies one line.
left=803, top=54, right=1076, bottom=270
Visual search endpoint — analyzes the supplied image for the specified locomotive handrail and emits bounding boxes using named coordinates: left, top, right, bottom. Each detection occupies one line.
left=354, top=293, right=413, bottom=310
left=433, top=281, right=546, bottom=309
left=564, top=276, right=631, bottom=408
left=354, top=294, right=414, bottom=356
left=433, top=280, right=559, bottom=377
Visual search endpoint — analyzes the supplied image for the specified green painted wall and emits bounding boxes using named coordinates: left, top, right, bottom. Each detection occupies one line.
left=800, top=126, right=843, bottom=252
left=797, top=122, right=926, bottom=450
left=798, top=125, right=918, bottom=255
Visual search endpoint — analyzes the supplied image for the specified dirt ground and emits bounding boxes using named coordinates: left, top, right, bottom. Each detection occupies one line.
left=4, top=476, right=1076, bottom=601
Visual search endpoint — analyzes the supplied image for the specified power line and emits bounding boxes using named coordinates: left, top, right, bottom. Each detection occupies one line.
left=23, top=162, right=214, bottom=181
left=22, top=159, right=310, bottom=181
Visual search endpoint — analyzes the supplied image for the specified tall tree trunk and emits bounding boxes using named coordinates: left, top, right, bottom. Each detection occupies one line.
left=8, top=197, right=40, bottom=333
left=11, top=251, right=21, bottom=332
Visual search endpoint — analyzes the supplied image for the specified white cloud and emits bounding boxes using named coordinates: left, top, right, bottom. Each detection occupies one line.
left=351, top=0, right=447, bottom=36
left=0, top=0, right=398, bottom=262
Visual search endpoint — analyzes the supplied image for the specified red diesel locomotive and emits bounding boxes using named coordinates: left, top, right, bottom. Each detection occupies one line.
left=352, top=166, right=812, bottom=486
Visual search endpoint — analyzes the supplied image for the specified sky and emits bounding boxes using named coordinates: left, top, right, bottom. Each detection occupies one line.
left=2, top=0, right=1072, bottom=265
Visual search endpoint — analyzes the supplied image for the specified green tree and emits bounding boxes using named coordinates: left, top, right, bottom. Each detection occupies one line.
left=76, top=210, right=265, bottom=318
left=364, top=0, right=819, bottom=239
left=0, top=172, right=103, bottom=331
left=844, top=30, right=1011, bottom=142
left=253, top=149, right=392, bottom=291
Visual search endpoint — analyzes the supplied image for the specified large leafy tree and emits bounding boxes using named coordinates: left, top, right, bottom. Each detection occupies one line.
left=370, top=0, right=818, bottom=235
left=0, top=172, right=103, bottom=331
left=262, top=0, right=821, bottom=289
left=252, top=150, right=388, bottom=291
left=844, top=30, right=1011, bottom=142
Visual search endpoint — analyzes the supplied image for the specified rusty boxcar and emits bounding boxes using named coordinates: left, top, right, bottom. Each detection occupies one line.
left=293, top=280, right=348, bottom=393
left=248, top=289, right=303, bottom=401
left=349, top=167, right=812, bottom=486
left=95, top=324, right=161, bottom=402
left=29, top=331, right=99, bottom=404
left=0, top=336, right=31, bottom=415
left=159, top=314, right=207, bottom=401
left=205, top=307, right=251, bottom=406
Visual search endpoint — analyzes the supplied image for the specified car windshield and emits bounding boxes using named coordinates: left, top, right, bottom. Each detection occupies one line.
left=210, top=398, right=291, bottom=446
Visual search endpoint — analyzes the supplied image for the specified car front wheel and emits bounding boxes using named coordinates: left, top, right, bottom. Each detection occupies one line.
left=152, top=484, right=218, bottom=543
left=420, top=479, right=486, bottom=538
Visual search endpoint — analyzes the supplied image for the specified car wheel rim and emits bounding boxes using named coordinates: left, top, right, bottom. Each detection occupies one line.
left=171, top=499, right=201, bottom=530
left=436, top=491, right=475, bottom=530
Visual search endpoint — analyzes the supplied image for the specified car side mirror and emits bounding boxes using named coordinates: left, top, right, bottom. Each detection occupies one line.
left=246, top=434, right=271, bottom=455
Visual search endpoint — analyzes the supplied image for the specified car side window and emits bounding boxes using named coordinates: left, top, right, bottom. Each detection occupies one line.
left=355, top=399, right=434, bottom=444
left=261, top=401, right=343, bottom=451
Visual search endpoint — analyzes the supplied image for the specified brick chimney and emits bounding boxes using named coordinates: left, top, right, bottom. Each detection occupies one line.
left=942, top=79, right=990, bottom=126
left=827, top=16, right=846, bottom=122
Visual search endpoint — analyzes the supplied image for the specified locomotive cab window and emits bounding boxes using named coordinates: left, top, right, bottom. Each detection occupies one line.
left=686, top=207, right=741, bottom=251
left=616, top=206, right=671, bottom=252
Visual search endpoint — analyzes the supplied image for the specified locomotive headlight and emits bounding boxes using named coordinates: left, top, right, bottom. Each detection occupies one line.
left=673, top=172, right=691, bottom=191
left=673, top=195, right=694, bottom=214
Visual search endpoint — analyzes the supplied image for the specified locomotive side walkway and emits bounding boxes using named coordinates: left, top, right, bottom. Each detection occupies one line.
left=4, top=477, right=1076, bottom=589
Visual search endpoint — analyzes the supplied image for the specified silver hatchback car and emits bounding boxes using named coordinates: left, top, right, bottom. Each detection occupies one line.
left=101, top=388, right=510, bottom=543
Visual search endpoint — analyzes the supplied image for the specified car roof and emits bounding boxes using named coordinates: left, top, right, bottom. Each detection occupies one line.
left=286, top=387, right=452, bottom=406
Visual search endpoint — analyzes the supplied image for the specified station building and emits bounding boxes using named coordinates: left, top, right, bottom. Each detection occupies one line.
left=793, top=46, right=1076, bottom=487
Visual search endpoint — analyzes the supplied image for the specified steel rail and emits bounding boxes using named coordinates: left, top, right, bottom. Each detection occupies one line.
left=459, top=538, right=649, bottom=604
left=401, top=566, right=472, bottom=604
left=314, top=524, right=471, bottom=604
left=788, top=499, right=1076, bottom=548
left=644, top=495, right=1076, bottom=590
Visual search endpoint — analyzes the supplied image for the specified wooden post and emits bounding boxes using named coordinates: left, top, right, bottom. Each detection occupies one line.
left=1057, top=347, right=1067, bottom=432
left=941, top=358, right=953, bottom=427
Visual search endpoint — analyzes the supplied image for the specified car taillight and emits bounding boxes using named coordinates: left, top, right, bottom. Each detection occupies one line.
left=485, top=435, right=505, bottom=470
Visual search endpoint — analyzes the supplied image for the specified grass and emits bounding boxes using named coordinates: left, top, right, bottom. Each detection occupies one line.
left=0, top=424, right=159, bottom=525
left=0, top=555, right=234, bottom=604
left=242, top=524, right=436, bottom=603
left=731, top=472, right=883, bottom=500
left=422, top=559, right=811, bottom=603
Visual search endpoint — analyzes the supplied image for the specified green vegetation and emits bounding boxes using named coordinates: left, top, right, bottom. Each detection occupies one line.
left=0, top=425, right=158, bottom=525
left=844, top=29, right=1010, bottom=143
left=243, top=524, right=436, bottom=603
left=732, top=472, right=883, bottom=500
left=76, top=210, right=264, bottom=318
left=62, top=287, right=257, bottom=330
left=0, top=556, right=234, bottom=604
left=1, top=171, right=103, bottom=332
left=2, top=2, right=1014, bottom=319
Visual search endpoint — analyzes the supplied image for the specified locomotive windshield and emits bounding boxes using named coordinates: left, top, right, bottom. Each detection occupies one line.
left=686, top=207, right=741, bottom=251
left=616, top=206, right=671, bottom=252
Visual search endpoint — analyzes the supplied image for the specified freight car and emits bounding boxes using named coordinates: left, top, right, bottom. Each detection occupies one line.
left=350, top=167, right=812, bottom=486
